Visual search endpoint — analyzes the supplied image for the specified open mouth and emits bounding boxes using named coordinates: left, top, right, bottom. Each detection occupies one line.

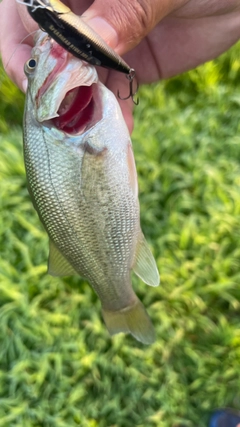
left=52, top=84, right=96, bottom=135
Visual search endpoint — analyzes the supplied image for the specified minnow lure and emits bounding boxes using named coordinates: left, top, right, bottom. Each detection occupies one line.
left=16, top=0, right=139, bottom=104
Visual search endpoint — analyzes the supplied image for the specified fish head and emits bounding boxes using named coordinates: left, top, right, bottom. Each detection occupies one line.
left=24, top=30, right=102, bottom=135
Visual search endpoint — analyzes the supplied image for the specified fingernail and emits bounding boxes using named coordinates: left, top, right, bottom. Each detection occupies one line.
left=83, top=16, right=119, bottom=49
left=22, top=78, right=28, bottom=93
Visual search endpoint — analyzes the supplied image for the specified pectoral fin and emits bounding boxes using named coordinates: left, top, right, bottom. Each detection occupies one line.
left=48, top=240, right=77, bottom=277
left=133, top=232, right=160, bottom=287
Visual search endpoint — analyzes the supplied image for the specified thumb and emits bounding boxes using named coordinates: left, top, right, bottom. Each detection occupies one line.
left=82, top=0, right=187, bottom=55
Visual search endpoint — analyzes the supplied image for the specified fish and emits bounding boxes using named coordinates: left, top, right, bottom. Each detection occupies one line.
left=23, top=30, right=160, bottom=344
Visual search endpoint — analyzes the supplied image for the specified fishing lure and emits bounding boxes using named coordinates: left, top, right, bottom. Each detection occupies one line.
left=16, top=0, right=139, bottom=104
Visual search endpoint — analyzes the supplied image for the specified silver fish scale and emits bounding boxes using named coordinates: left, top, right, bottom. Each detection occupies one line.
left=24, top=114, right=140, bottom=311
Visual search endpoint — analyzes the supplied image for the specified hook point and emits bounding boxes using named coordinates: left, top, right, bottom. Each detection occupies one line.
left=118, top=68, right=139, bottom=105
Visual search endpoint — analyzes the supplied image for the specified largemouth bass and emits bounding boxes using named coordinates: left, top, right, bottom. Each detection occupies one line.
left=23, top=31, right=160, bottom=344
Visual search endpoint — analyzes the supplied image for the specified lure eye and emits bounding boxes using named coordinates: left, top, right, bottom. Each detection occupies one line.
left=24, top=58, right=37, bottom=75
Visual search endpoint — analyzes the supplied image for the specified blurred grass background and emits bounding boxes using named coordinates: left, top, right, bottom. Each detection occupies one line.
left=1, top=42, right=240, bottom=427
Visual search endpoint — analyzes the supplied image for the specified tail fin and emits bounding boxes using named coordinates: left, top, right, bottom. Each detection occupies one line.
left=102, top=299, right=155, bottom=345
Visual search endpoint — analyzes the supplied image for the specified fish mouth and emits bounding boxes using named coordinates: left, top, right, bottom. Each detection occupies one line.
left=35, top=41, right=101, bottom=135
left=51, top=83, right=99, bottom=135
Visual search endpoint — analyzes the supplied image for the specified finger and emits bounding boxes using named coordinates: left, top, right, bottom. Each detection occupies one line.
left=16, top=0, right=38, bottom=33
left=172, top=0, right=240, bottom=18
left=148, top=12, right=240, bottom=79
left=2, top=43, right=32, bottom=92
left=82, top=0, right=188, bottom=55
left=80, top=0, right=171, bottom=132
left=0, top=0, right=37, bottom=91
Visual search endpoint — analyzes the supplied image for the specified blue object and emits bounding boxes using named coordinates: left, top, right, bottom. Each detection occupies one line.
left=209, top=409, right=240, bottom=427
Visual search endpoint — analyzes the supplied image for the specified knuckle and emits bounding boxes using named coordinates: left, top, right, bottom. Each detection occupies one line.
left=135, top=0, right=155, bottom=32
left=111, top=0, right=155, bottom=44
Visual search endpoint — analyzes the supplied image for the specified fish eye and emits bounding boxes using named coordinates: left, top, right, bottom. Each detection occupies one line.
left=24, top=58, right=37, bottom=75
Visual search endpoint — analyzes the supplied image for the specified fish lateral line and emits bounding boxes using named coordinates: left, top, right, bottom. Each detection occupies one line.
left=16, top=0, right=139, bottom=104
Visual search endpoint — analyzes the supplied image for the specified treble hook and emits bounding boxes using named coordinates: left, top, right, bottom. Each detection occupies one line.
left=117, top=68, right=139, bottom=105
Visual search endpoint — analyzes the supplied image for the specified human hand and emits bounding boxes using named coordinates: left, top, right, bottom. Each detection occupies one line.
left=1, top=0, right=240, bottom=132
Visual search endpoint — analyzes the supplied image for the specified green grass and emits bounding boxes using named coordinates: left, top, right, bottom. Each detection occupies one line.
left=1, top=44, right=240, bottom=426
